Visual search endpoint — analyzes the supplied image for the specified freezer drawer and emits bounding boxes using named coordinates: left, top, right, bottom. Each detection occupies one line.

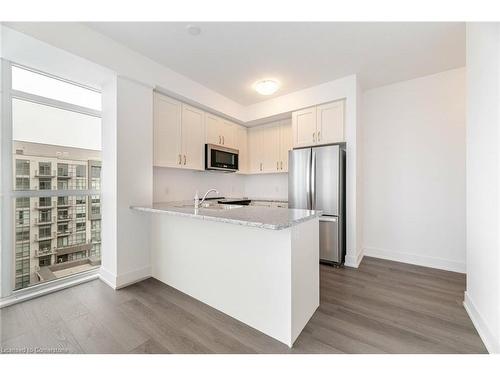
left=319, top=216, right=341, bottom=264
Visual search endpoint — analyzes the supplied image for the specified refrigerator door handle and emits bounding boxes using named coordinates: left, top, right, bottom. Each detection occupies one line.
left=305, top=150, right=311, bottom=209
left=311, top=150, right=316, bottom=210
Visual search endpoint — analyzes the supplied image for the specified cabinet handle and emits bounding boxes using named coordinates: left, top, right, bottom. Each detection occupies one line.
left=222, top=136, right=225, bottom=145
left=313, top=132, right=316, bottom=142
left=280, top=161, right=283, bottom=170
left=178, top=154, right=181, bottom=165
left=318, top=131, right=321, bottom=142
left=219, top=135, right=221, bottom=144
left=260, top=162, right=262, bottom=171
left=277, top=161, right=279, bottom=170
left=183, top=155, right=186, bottom=165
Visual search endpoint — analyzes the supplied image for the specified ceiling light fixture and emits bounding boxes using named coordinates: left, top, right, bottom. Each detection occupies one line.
left=254, top=79, right=280, bottom=96
left=186, top=25, right=201, bottom=36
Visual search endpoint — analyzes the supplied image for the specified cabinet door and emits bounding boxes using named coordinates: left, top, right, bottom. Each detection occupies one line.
left=279, top=119, right=292, bottom=172
left=181, top=104, right=205, bottom=170
left=261, top=124, right=281, bottom=173
left=316, top=100, right=344, bottom=144
left=154, top=93, right=182, bottom=167
left=221, top=119, right=236, bottom=148
left=248, top=127, right=263, bottom=173
left=292, top=106, right=317, bottom=148
left=235, top=125, right=248, bottom=174
left=205, top=113, right=223, bottom=145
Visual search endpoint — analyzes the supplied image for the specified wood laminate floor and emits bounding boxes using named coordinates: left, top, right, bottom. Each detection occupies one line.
left=0, top=257, right=487, bottom=354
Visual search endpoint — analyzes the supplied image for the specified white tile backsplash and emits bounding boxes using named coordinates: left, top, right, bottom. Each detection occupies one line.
left=153, top=167, right=288, bottom=202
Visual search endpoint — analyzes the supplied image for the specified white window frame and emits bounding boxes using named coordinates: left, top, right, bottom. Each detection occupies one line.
left=1, top=60, right=102, bottom=304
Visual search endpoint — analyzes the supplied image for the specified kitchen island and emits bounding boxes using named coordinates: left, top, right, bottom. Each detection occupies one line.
left=131, top=201, right=321, bottom=347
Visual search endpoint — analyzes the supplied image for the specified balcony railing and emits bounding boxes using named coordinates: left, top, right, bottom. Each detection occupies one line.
left=34, top=170, right=57, bottom=178
left=34, top=232, right=56, bottom=241
left=35, top=247, right=56, bottom=257
left=34, top=216, right=56, bottom=225
left=34, top=201, right=54, bottom=209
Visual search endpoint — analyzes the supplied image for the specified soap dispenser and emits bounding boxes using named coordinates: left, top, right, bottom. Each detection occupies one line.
left=194, top=190, right=200, bottom=209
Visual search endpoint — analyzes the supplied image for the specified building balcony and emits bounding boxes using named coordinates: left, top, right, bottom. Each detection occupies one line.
left=34, top=170, right=57, bottom=178
left=35, top=248, right=56, bottom=257
left=57, top=215, right=73, bottom=222
left=34, top=232, right=56, bottom=241
left=57, top=230, right=72, bottom=237
left=34, top=217, right=56, bottom=225
left=34, top=201, right=54, bottom=209
left=56, top=241, right=92, bottom=256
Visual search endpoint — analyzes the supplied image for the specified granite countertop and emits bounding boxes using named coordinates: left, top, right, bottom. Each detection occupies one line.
left=130, top=201, right=320, bottom=230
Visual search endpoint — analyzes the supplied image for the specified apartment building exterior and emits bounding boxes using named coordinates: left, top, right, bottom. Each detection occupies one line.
left=13, top=141, right=102, bottom=290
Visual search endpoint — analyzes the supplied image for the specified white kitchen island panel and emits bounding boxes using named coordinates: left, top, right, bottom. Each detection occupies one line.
left=151, top=213, right=319, bottom=347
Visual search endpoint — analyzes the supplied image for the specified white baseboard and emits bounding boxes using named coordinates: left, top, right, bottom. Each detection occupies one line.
left=99, top=265, right=151, bottom=290
left=464, top=291, right=498, bottom=353
left=345, top=248, right=364, bottom=268
left=115, top=265, right=151, bottom=289
left=363, top=247, right=466, bottom=273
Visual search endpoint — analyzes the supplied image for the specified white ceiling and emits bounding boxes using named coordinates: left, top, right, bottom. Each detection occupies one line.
left=86, top=22, right=465, bottom=105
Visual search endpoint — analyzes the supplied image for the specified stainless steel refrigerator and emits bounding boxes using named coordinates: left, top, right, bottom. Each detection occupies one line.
left=288, top=145, right=346, bottom=265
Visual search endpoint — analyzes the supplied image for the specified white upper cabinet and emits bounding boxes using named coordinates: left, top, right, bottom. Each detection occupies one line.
left=316, top=100, right=344, bottom=144
left=236, top=125, right=248, bottom=174
left=205, top=113, right=237, bottom=148
left=153, top=93, right=204, bottom=170
left=279, top=119, right=292, bottom=172
left=247, top=118, right=292, bottom=174
left=292, top=106, right=317, bottom=148
left=154, top=94, right=182, bottom=168
left=181, top=104, right=205, bottom=170
left=292, top=99, right=345, bottom=148
left=205, top=113, right=223, bottom=146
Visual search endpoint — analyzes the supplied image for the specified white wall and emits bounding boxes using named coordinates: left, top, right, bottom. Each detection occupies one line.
left=243, top=174, right=288, bottom=200
left=463, top=23, right=500, bottom=354
left=362, top=68, right=466, bottom=273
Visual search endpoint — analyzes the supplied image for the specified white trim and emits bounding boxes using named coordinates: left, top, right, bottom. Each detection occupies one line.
left=98, top=265, right=151, bottom=290
left=115, top=265, right=151, bottom=289
left=463, top=291, right=499, bottom=353
left=0, top=269, right=99, bottom=308
left=345, top=248, right=364, bottom=268
left=98, top=266, right=117, bottom=289
left=364, top=247, right=466, bottom=273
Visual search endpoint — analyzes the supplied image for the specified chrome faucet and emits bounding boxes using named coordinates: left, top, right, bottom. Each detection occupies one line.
left=195, top=189, right=219, bottom=209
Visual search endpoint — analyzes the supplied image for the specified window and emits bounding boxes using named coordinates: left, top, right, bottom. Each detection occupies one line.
left=57, top=163, right=69, bottom=177
left=38, top=162, right=51, bottom=176
left=16, top=177, right=30, bottom=190
left=39, top=196, right=52, bottom=207
left=16, top=159, right=30, bottom=175
left=39, top=256, right=51, bottom=267
left=76, top=196, right=86, bottom=205
left=39, top=210, right=51, bottom=223
left=38, top=225, right=52, bottom=239
left=58, top=196, right=68, bottom=206
left=16, top=209, right=30, bottom=226
left=16, top=259, right=30, bottom=276
left=16, top=227, right=30, bottom=242
left=16, top=197, right=30, bottom=209
left=57, top=179, right=68, bottom=190
left=58, top=208, right=69, bottom=221
left=57, top=237, right=68, bottom=248
left=76, top=165, right=86, bottom=178
left=57, top=223, right=68, bottom=234
left=9, top=64, right=102, bottom=291
left=39, top=240, right=52, bottom=252
left=16, top=242, right=30, bottom=259
left=39, top=178, right=52, bottom=190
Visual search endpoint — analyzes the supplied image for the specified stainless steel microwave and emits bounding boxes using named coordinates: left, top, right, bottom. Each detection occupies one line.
left=205, top=144, right=239, bottom=172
